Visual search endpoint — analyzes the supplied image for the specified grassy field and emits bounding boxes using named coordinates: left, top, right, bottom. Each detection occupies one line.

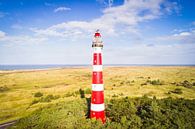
left=0, top=66, right=195, bottom=124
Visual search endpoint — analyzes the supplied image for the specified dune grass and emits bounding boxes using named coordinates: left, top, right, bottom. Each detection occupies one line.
left=0, top=66, right=195, bottom=124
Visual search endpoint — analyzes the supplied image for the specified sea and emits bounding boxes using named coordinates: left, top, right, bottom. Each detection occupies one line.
left=0, top=64, right=194, bottom=70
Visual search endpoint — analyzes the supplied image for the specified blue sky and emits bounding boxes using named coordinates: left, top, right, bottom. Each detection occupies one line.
left=0, top=0, right=195, bottom=65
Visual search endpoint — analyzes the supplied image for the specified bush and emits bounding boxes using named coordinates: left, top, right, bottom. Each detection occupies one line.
left=171, top=88, right=183, bottom=94
left=126, top=81, right=131, bottom=85
left=147, top=79, right=164, bottom=85
left=120, top=81, right=124, bottom=85
left=141, top=83, right=147, bottom=86
left=0, top=86, right=9, bottom=92
left=84, top=88, right=92, bottom=94
left=31, top=99, right=39, bottom=105
left=112, top=94, right=118, bottom=97
left=34, top=92, right=43, bottom=97
left=31, top=94, right=60, bottom=105
left=107, top=96, right=195, bottom=129
left=107, top=97, right=142, bottom=129
left=182, top=80, right=192, bottom=88
left=13, top=96, right=195, bottom=129
left=40, top=95, right=60, bottom=102
left=175, top=80, right=193, bottom=88
left=65, top=92, right=74, bottom=97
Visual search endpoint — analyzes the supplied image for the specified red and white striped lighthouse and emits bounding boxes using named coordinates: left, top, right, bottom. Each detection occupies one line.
left=90, top=30, right=106, bottom=123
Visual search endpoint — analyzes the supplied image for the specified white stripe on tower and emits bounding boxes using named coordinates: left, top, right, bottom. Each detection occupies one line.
left=93, top=65, right=102, bottom=72
left=92, top=84, right=104, bottom=91
left=94, top=47, right=102, bottom=53
left=91, top=103, right=105, bottom=112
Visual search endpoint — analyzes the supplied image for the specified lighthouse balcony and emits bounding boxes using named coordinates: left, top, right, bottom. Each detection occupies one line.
left=92, top=42, right=103, bottom=47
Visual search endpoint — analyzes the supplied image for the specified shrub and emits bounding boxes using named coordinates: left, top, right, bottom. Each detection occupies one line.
left=0, top=86, right=9, bottom=92
left=65, top=92, right=74, bottom=97
left=119, top=93, right=124, bottom=96
left=13, top=96, right=195, bottom=129
left=126, top=81, right=131, bottom=84
left=170, top=82, right=176, bottom=85
left=176, top=80, right=193, bottom=88
left=53, top=95, right=60, bottom=99
left=31, top=99, right=39, bottom=105
left=181, top=80, right=192, bottom=88
left=40, top=94, right=60, bottom=102
left=31, top=94, right=60, bottom=105
left=112, top=94, right=118, bottom=97
left=84, top=88, right=92, bottom=94
left=34, top=92, right=43, bottom=97
left=141, top=83, right=147, bottom=86
left=147, top=79, right=164, bottom=85
left=79, top=88, right=85, bottom=98
left=120, top=81, right=124, bottom=85
left=74, top=90, right=80, bottom=95
left=107, top=97, right=142, bottom=128
left=171, top=88, right=183, bottom=94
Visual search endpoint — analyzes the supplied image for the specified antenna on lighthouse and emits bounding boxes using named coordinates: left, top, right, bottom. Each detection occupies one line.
left=90, top=30, right=106, bottom=123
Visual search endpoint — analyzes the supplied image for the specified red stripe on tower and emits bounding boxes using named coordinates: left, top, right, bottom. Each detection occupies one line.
left=90, top=30, right=106, bottom=123
left=92, top=71, right=103, bottom=84
left=93, top=53, right=102, bottom=65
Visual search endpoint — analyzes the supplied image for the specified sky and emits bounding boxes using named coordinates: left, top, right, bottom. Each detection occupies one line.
left=0, top=0, right=195, bottom=65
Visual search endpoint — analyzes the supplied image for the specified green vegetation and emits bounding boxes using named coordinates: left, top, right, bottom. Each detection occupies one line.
left=34, top=92, right=43, bottom=97
left=10, top=96, right=195, bottom=129
left=84, top=88, right=92, bottom=94
left=0, top=86, right=9, bottom=92
left=146, top=79, right=164, bottom=85
left=170, top=88, right=183, bottom=94
left=31, top=94, right=61, bottom=105
left=175, top=80, right=195, bottom=88
left=0, top=66, right=195, bottom=126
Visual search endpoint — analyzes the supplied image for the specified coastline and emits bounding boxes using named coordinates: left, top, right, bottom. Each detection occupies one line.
left=0, top=66, right=90, bottom=74
left=0, top=65, right=195, bottom=74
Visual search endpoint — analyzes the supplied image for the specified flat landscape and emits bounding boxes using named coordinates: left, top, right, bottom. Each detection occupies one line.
left=0, top=66, right=195, bottom=125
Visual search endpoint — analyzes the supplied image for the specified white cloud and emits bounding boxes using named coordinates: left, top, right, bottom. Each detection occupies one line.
left=176, top=32, right=191, bottom=36
left=0, top=31, right=6, bottom=39
left=4, top=36, right=47, bottom=44
left=54, top=7, right=71, bottom=13
left=104, top=43, right=195, bottom=64
left=96, top=0, right=113, bottom=7
left=0, top=30, right=47, bottom=44
left=32, top=0, right=178, bottom=39
left=156, top=30, right=195, bottom=44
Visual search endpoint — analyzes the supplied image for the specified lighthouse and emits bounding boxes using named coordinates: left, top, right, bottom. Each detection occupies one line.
left=90, top=30, right=106, bottom=123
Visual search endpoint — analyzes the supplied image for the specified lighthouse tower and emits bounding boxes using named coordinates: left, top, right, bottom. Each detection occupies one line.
left=90, top=30, right=106, bottom=123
